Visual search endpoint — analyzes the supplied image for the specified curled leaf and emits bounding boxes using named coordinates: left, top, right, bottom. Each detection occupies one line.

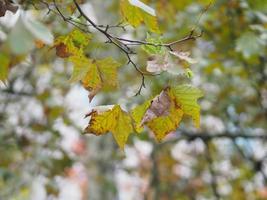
left=139, top=89, right=184, bottom=141
left=131, top=85, right=203, bottom=141
left=146, top=55, right=169, bottom=73
left=85, top=105, right=133, bottom=149
left=141, top=90, right=171, bottom=124
left=169, top=51, right=198, bottom=64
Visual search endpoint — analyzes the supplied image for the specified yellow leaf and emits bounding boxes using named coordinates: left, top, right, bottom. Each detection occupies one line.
left=69, top=56, right=92, bottom=82
left=82, top=60, right=102, bottom=91
left=169, top=84, right=203, bottom=127
left=146, top=103, right=183, bottom=142
left=120, top=0, right=160, bottom=33
left=139, top=89, right=184, bottom=141
left=54, top=29, right=91, bottom=58
left=93, top=57, right=121, bottom=90
left=131, top=100, right=151, bottom=133
left=69, top=56, right=121, bottom=100
left=138, top=86, right=202, bottom=141
left=85, top=105, right=133, bottom=149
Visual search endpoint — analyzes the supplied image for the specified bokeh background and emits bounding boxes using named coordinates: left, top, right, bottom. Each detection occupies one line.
left=0, top=0, right=267, bottom=199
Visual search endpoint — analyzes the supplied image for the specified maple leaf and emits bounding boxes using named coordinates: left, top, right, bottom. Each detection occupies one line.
left=145, top=102, right=183, bottom=142
left=141, top=90, right=172, bottom=124
left=131, top=100, right=151, bottom=133
left=139, top=89, right=184, bottom=141
left=54, top=29, right=91, bottom=58
left=169, top=84, right=203, bottom=127
left=132, top=85, right=203, bottom=141
left=120, top=0, right=160, bottom=33
left=70, top=56, right=121, bottom=101
left=85, top=105, right=133, bottom=149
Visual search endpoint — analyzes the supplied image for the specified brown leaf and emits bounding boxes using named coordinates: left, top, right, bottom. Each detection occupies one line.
left=55, top=43, right=72, bottom=58
left=141, top=89, right=171, bottom=124
left=146, top=55, right=169, bottom=73
left=169, top=51, right=197, bottom=64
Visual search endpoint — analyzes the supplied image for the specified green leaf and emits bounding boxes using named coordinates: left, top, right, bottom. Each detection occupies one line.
left=169, top=84, right=203, bottom=127
left=131, top=100, right=151, bottom=133
left=69, top=56, right=92, bottom=83
left=85, top=105, right=133, bottom=149
left=54, top=29, right=91, bottom=58
left=142, top=33, right=166, bottom=55
left=120, top=0, right=160, bottom=33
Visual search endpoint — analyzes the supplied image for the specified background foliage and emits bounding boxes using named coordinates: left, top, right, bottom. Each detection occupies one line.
left=0, top=0, right=267, bottom=199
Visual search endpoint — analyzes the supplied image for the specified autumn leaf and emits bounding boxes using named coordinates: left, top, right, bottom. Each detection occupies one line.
left=139, top=89, right=184, bottom=141
left=141, top=90, right=172, bottom=124
left=145, top=102, right=183, bottom=142
left=132, top=85, right=203, bottom=141
left=55, top=43, right=72, bottom=58
left=169, top=51, right=198, bottom=64
left=70, top=56, right=121, bottom=101
left=131, top=100, right=151, bottom=133
left=120, top=0, right=160, bottom=33
left=54, top=29, right=91, bottom=58
left=146, top=50, right=197, bottom=74
left=85, top=105, right=133, bottom=149
left=169, top=84, right=203, bottom=127
left=146, top=55, right=169, bottom=73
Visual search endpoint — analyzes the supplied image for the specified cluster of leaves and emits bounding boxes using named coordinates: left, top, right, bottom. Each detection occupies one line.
left=85, top=84, right=202, bottom=148
left=1, top=0, right=267, bottom=199
left=49, top=0, right=203, bottom=148
left=0, top=0, right=204, bottom=146
left=0, top=0, right=204, bottom=149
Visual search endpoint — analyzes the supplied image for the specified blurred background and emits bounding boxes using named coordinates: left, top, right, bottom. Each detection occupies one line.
left=0, top=0, right=267, bottom=199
